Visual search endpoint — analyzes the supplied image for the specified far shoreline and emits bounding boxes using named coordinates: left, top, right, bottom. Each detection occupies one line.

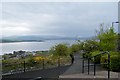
left=0, top=50, right=49, bottom=56
left=0, top=40, right=45, bottom=43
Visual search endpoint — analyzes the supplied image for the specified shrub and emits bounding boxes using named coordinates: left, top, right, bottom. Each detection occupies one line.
left=101, top=52, right=119, bottom=64
left=110, top=55, right=120, bottom=72
left=27, top=57, right=37, bottom=66
left=70, top=44, right=80, bottom=53
left=50, top=43, right=70, bottom=57
left=100, top=51, right=120, bottom=71
left=101, top=54, right=108, bottom=68
left=90, top=51, right=101, bottom=64
left=83, top=52, right=91, bottom=58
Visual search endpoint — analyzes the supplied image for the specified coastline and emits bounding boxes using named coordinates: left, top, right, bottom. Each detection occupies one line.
left=0, top=40, right=44, bottom=43
left=1, top=39, right=77, bottom=56
left=1, top=50, right=49, bottom=56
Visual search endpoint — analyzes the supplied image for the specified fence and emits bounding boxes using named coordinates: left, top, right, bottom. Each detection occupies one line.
left=82, top=51, right=110, bottom=78
left=2, top=56, right=71, bottom=75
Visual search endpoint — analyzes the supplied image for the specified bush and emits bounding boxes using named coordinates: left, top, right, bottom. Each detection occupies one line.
left=100, top=51, right=120, bottom=71
left=110, top=55, right=120, bottom=72
left=27, top=57, right=37, bottom=66
left=101, top=54, right=108, bottom=68
left=50, top=44, right=70, bottom=57
left=83, top=52, right=91, bottom=58
left=101, top=52, right=119, bottom=64
left=70, top=44, right=80, bottom=53
left=90, top=51, right=101, bottom=64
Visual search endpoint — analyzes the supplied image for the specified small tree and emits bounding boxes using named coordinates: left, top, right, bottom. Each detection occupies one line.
left=70, top=44, right=80, bottom=53
left=83, top=39, right=99, bottom=53
left=96, top=26, right=117, bottom=51
left=50, top=43, right=70, bottom=57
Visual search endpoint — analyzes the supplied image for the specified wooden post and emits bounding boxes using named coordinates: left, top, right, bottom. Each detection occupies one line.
left=88, top=59, right=89, bottom=75
left=24, top=60, right=25, bottom=72
left=82, top=59, right=84, bottom=73
left=94, top=57, right=96, bottom=76
left=43, top=59, right=44, bottom=69
left=108, top=52, right=110, bottom=79
left=58, top=57, right=60, bottom=67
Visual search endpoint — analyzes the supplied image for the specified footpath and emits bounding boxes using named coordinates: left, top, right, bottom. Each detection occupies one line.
left=59, top=52, right=119, bottom=79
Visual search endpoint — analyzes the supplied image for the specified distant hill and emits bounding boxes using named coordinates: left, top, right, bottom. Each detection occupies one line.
left=0, top=35, right=75, bottom=43
left=0, top=39, right=21, bottom=43
left=0, top=39, right=44, bottom=43
left=2, top=35, right=77, bottom=41
left=1, top=35, right=95, bottom=43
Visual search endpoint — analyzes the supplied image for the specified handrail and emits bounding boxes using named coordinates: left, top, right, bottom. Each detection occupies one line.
left=82, top=51, right=110, bottom=79
left=88, top=51, right=109, bottom=59
left=2, top=56, right=72, bottom=75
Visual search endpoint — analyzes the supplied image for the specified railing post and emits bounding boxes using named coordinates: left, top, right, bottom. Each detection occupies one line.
left=88, top=59, right=89, bottom=75
left=42, top=59, right=44, bottom=69
left=108, top=52, right=110, bottom=79
left=94, top=57, right=96, bottom=76
left=23, top=60, right=25, bottom=72
left=82, top=59, right=84, bottom=73
left=58, top=57, right=60, bottom=67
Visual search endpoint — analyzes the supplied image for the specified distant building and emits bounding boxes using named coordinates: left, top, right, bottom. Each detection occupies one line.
left=13, top=50, right=25, bottom=55
left=13, top=50, right=26, bottom=58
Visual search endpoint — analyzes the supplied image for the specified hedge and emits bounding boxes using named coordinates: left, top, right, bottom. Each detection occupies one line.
left=89, top=51, right=101, bottom=64
left=100, top=51, right=120, bottom=71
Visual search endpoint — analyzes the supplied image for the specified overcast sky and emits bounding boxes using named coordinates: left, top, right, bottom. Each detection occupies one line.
left=1, top=2, right=118, bottom=38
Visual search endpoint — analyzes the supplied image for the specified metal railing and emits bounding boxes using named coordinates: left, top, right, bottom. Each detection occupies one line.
left=82, top=51, right=110, bottom=78
left=2, top=56, right=71, bottom=75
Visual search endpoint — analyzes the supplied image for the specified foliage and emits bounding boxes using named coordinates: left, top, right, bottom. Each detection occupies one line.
left=117, top=34, right=120, bottom=51
left=100, top=51, right=119, bottom=69
left=110, top=55, right=120, bottom=72
left=96, top=26, right=117, bottom=51
left=81, top=39, right=99, bottom=58
left=89, top=51, right=101, bottom=64
left=33, top=56, right=44, bottom=62
left=50, top=44, right=70, bottom=57
left=70, top=44, right=80, bottom=53
left=80, top=24, right=119, bottom=72
left=25, top=57, right=36, bottom=66
left=83, top=39, right=99, bottom=52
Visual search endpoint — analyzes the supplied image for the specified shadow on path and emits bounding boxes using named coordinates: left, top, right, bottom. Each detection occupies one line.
left=60, top=52, right=82, bottom=75
left=2, top=65, right=71, bottom=80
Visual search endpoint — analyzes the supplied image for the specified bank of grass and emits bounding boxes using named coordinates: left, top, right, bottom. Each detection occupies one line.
left=2, top=50, right=71, bottom=74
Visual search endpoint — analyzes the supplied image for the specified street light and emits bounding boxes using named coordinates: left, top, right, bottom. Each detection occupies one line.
left=112, top=21, right=120, bottom=52
left=112, top=21, right=119, bottom=27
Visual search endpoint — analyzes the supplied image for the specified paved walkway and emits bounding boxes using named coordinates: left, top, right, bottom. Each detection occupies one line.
left=2, top=65, right=71, bottom=80
left=59, top=52, right=83, bottom=75
left=59, top=52, right=119, bottom=78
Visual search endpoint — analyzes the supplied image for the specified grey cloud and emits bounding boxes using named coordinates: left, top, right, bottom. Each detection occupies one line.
left=2, top=2, right=118, bottom=37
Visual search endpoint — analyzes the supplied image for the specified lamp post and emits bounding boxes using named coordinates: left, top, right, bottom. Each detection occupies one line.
left=111, top=21, right=119, bottom=52
left=112, top=21, right=119, bottom=27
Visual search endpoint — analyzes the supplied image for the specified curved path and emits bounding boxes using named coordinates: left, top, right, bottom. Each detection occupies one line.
left=60, top=52, right=83, bottom=75
left=59, top=51, right=119, bottom=78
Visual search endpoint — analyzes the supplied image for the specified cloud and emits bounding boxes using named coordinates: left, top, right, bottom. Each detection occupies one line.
left=1, top=0, right=120, bottom=2
left=2, top=21, right=31, bottom=36
left=1, top=2, right=118, bottom=37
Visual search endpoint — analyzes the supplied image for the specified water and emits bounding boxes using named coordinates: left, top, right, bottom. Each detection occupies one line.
left=0, top=40, right=77, bottom=55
